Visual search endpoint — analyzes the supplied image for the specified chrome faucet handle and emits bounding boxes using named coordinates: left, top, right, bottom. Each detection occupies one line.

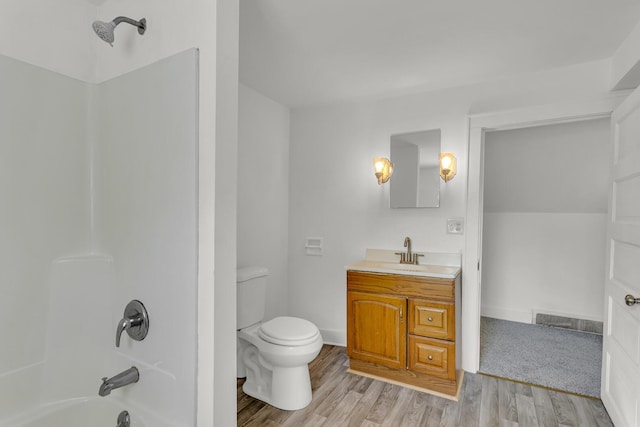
left=394, top=252, right=406, bottom=263
left=413, top=253, right=424, bottom=265
left=115, top=300, right=149, bottom=348
left=116, top=316, right=141, bottom=347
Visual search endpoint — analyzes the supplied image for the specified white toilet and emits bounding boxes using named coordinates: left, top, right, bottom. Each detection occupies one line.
left=236, top=267, right=323, bottom=411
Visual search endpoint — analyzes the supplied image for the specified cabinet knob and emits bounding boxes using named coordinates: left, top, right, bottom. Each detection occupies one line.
left=428, top=317, right=433, bottom=322
left=428, top=355, right=433, bottom=360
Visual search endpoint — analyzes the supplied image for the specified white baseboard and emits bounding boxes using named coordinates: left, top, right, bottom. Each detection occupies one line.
left=481, top=306, right=532, bottom=324
left=319, top=328, right=346, bottom=347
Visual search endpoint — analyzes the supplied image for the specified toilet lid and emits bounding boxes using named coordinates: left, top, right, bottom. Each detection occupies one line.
left=258, top=316, right=320, bottom=346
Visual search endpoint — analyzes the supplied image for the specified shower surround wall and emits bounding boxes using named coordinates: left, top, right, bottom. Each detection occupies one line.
left=0, top=53, right=91, bottom=418
left=93, top=50, right=197, bottom=424
left=0, top=51, right=197, bottom=425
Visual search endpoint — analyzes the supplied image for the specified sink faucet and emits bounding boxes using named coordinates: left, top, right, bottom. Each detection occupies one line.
left=404, top=236, right=412, bottom=261
left=395, top=237, right=424, bottom=265
left=99, top=366, right=139, bottom=397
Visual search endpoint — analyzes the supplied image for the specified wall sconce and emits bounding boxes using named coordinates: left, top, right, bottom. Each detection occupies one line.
left=373, top=157, right=393, bottom=185
left=439, top=152, right=457, bottom=182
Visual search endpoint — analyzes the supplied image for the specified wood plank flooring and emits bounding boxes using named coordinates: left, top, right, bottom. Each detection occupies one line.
left=237, top=345, right=614, bottom=427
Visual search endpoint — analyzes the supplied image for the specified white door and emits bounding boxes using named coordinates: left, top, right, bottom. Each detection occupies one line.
left=602, top=86, right=640, bottom=427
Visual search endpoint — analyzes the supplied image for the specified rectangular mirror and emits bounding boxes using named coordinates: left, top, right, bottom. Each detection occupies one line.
left=390, top=129, right=441, bottom=208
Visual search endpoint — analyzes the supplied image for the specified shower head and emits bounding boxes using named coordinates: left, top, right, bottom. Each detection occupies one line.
left=92, top=20, right=116, bottom=46
left=92, top=17, right=146, bottom=47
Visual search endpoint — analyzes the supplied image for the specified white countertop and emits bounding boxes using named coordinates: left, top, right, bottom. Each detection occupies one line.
left=345, top=249, right=461, bottom=279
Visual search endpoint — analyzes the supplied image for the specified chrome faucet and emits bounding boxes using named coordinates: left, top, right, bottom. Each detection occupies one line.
left=99, top=366, right=139, bottom=397
left=404, top=236, right=412, bottom=260
left=395, top=236, right=424, bottom=265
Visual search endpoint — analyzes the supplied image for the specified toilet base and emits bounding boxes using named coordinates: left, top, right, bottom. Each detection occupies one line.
left=237, top=325, right=322, bottom=411
left=242, top=364, right=313, bottom=411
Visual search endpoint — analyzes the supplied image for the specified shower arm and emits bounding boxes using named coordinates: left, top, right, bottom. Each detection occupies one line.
left=113, top=16, right=146, bottom=34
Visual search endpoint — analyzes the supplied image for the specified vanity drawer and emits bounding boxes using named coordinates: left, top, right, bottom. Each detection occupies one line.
left=408, top=335, right=456, bottom=380
left=408, top=299, right=454, bottom=340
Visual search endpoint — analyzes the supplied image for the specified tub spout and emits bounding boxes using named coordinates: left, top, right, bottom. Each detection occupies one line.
left=99, top=366, right=139, bottom=397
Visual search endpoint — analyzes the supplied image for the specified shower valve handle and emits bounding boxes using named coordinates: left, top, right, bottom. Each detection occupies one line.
left=115, top=300, right=149, bottom=347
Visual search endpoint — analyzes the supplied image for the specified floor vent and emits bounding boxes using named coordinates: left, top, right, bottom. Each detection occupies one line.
left=535, top=313, right=603, bottom=335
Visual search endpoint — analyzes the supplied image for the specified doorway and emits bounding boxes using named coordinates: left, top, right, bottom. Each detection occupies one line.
left=462, top=97, right=629, bottom=382
left=472, top=117, right=608, bottom=397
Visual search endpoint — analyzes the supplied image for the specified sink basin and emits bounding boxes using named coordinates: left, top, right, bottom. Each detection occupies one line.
left=378, top=263, right=436, bottom=273
left=345, top=259, right=460, bottom=279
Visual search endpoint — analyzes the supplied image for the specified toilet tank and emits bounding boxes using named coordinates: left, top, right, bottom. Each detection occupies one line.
left=237, top=266, right=269, bottom=329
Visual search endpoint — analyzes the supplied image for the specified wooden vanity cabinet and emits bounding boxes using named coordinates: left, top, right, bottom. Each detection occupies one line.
left=346, top=270, right=461, bottom=398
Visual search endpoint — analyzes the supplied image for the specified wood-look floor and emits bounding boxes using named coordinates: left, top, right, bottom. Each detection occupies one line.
left=237, top=345, right=613, bottom=427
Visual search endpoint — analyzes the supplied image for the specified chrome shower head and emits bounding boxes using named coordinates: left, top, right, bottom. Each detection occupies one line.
left=92, top=17, right=146, bottom=47
left=92, top=20, right=116, bottom=46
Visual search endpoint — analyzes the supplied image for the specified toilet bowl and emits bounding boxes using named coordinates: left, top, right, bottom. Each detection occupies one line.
left=238, top=317, right=323, bottom=410
left=236, top=267, right=323, bottom=410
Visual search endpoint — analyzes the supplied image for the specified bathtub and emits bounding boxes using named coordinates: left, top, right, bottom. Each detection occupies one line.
left=0, top=397, right=173, bottom=427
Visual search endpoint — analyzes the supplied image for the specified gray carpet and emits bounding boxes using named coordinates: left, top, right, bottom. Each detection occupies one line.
left=479, top=317, right=602, bottom=397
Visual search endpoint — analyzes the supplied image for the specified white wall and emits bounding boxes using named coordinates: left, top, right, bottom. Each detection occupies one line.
left=612, top=20, right=640, bottom=90
left=288, top=59, right=617, bottom=348
left=211, top=3, right=240, bottom=425
left=482, top=213, right=606, bottom=322
left=238, top=84, right=291, bottom=320
left=483, top=119, right=610, bottom=214
left=481, top=119, right=609, bottom=323
left=0, top=0, right=94, bottom=81
left=0, top=54, right=91, bottom=419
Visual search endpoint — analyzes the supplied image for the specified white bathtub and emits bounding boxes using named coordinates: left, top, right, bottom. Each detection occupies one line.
left=0, top=397, right=173, bottom=427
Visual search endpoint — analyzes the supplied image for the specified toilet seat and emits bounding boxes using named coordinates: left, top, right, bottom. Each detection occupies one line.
left=258, top=316, right=320, bottom=346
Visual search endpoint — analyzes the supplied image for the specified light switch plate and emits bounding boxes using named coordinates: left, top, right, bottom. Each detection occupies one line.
left=447, top=218, right=464, bottom=234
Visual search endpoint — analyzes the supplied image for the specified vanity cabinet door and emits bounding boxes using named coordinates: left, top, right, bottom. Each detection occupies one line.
left=347, top=291, right=406, bottom=369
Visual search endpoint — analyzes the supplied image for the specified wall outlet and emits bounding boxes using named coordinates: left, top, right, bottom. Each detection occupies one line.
left=447, top=218, right=464, bottom=234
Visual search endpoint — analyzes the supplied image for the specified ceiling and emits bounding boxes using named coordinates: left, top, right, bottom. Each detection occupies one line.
left=240, top=0, right=640, bottom=107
